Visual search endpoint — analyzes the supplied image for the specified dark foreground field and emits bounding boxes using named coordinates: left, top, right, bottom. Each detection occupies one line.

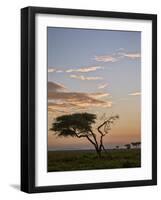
left=48, top=149, right=141, bottom=172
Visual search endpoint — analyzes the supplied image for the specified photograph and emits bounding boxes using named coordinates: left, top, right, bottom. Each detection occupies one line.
left=21, top=6, right=157, bottom=193
left=47, top=27, right=141, bottom=172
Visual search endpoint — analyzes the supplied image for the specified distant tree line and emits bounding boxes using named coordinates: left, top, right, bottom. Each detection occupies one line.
left=115, top=142, right=141, bottom=150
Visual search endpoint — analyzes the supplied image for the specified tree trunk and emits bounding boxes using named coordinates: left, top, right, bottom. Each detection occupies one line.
left=96, top=148, right=102, bottom=158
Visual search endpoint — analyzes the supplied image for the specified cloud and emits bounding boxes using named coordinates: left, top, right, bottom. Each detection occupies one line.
left=89, top=92, right=109, bottom=99
left=70, top=74, right=103, bottom=81
left=48, top=68, right=63, bottom=73
left=120, top=53, right=141, bottom=59
left=98, top=83, right=108, bottom=89
left=128, top=92, right=141, bottom=96
left=48, top=102, right=70, bottom=113
left=56, top=70, right=64, bottom=73
left=48, top=92, right=111, bottom=110
left=48, top=68, right=56, bottom=73
left=94, top=50, right=141, bottom=63
left=66, top=66, right=103, bottom=73
left=94, top=55, right=117, bottom=62
left=48, top=81, right=112, bottom=113
left=48, top=91, right=108, bottom=103
left=48, top=82, right=66, bottom=92
left=48, top=65, right=104, bottom=74
left=116, top=48, right=125, bottom=52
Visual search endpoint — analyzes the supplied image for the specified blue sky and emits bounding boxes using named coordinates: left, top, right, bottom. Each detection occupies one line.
left=48, top=28, right=141, bottom=96
left=47, top=27, right=141, bottom=149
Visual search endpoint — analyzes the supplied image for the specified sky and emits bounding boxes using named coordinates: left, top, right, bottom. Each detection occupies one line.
left=47, top=27, right=141, bottom=150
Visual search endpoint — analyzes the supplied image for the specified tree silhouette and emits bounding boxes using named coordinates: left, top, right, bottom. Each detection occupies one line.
left=124, top=144, right=131, bottom=150
left=51, top=112, right=119, bottom=157
left=136, top=142, right=141, bottom=148
left=131, top=142, right=141, bottom=148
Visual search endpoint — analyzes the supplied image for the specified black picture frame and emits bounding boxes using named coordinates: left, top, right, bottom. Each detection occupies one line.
left=21, top=6, right=157, bottom=193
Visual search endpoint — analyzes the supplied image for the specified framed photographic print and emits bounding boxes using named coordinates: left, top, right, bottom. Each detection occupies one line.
left=21, top=6, right=157, bottom=193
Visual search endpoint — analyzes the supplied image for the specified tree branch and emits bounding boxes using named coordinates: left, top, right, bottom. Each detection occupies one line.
left=89, top=130, right=99, bottom=149
left=74, top=132, right=87, bottom=138
left=99, top=134, right=105, bottom=151
left=74, top=131, right=98, bottom=150
left=97, top=120, right=108, bottom=136
left=97, top=116, right=116, bottom=136
left=97, top=115, right=119, bottom=151
left=86, top=135, right=97, bottom=148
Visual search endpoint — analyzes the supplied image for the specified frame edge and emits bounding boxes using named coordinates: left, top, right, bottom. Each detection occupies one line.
left=21, top=7, right=36, bottom=193
left=21, top=7, right=30, bottom=193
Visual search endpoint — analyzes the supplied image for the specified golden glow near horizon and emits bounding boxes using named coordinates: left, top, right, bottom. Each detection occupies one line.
left=47, top=91, right=141, bottom=149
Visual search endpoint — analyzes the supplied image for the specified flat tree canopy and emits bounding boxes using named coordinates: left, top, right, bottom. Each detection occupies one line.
left=51, top=113, right=96, bottom=137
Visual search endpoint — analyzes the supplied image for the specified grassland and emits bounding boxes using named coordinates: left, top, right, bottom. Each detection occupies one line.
left=48, top=149, right=141, bottom=172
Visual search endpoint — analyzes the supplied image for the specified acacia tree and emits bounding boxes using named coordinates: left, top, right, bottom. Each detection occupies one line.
left=51, top=112, right=119, bottom=157
left=124, top=144, right=131, bottom=150
left=131, top=142, right=141, bottom=148
left=137, top=142, right=141, bottom=148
